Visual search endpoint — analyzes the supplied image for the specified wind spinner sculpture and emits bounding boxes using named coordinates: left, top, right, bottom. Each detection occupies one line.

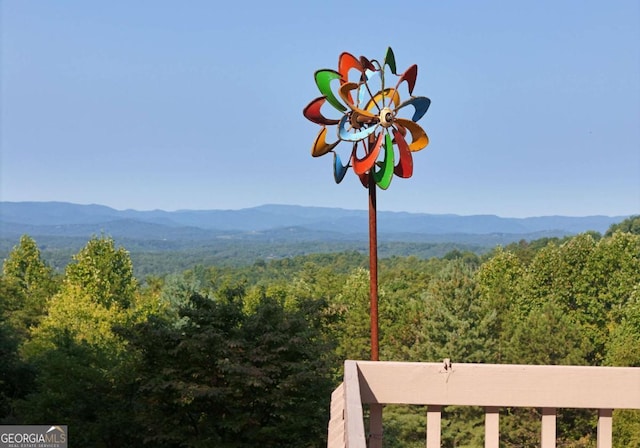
left=303, top=47, right=430, bottom=360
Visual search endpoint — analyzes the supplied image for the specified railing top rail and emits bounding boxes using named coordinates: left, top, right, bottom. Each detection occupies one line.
left=350, top=360, right=640, bottom=409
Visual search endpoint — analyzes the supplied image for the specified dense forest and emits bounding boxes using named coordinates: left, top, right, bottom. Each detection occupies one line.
left=0, top=216, right=638, bottom=447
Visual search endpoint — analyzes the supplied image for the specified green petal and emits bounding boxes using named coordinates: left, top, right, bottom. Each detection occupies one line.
left=314, top=70, right=346, bottom=112
left=373, top=133, right=395, bottom=189
left=384, top=47, right=397, bottom=75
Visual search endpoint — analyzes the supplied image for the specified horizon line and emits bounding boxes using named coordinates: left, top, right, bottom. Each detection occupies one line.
left=0, top=200, right=635, bottom=220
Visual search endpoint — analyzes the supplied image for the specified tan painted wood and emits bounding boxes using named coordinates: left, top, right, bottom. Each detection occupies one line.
left=484, top=407, right=499, bottom=448
left=354, top=361, right=640, bottom=409
left=328, top=428, right=345, bottom=448
left=426, top=405, right=442, bottom=448
left=597, top=409, right=612, bottom=448
left=332, top=361, right=640, bottom=448
left=368, top=404, right=383, bottom=448
left=327, top=383, right=345, bottom=448
left=343, top=361, right=367, bottom=448
left=541, top=407, right=556, bottom=448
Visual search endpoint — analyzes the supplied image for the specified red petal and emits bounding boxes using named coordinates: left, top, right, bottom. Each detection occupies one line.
left=303, top=97, right=339, bottom=125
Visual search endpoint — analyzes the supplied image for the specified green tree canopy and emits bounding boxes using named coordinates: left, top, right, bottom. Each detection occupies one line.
left=64, top=236, right=137, bottom=309
left=605, top=215, right=640, bottom=237
left=123, top=291, right=335, bottom=447
left=17, top=237, right=145, bottom=446
left=1, top=235, right=58, bottom=337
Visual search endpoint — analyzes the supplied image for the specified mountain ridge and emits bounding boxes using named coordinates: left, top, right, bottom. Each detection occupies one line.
left=0, top=201, right=627, bottom=240
left=1, top=201, right=630, bottom=274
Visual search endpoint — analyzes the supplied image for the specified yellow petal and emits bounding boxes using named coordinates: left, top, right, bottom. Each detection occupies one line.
left=311, top=127, right=339, bottom=157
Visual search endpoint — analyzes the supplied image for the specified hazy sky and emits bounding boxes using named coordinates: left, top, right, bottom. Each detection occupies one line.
left=2, top=0, right=639, bottom=217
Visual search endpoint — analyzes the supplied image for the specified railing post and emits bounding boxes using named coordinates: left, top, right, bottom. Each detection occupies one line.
left=484, top=407, right=499, bottom=448
left=426, top=405, right=442, bottom=448
left=343, top=361, right=367, bottom=448
left=541, top=407, right=556, bottom=448
left=597, top=409, right=613, bottom=448
left=369, top=404, right=383, bottom=448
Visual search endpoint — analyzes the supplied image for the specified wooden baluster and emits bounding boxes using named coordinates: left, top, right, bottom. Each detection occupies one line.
left=369, top=404, right=383, bottom=448
left=541, top=407, right=556, bottom=448
left=484, top=407, right=499, bottom=448
left=426, top=405, right=442, bottom=448
left=597, top=409, right=613, bottom=448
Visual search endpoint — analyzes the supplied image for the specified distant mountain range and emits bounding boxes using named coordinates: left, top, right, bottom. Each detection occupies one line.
left=0, top=201, right=627, bottom=245
left=0, top=202, right=630, bottom=274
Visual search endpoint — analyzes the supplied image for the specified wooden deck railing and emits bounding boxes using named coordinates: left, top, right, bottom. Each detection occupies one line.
left=327, top=360, right=640, bottom=448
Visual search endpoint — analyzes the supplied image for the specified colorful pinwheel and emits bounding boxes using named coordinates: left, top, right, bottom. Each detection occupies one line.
left=303, top=47, right=430, bottom=189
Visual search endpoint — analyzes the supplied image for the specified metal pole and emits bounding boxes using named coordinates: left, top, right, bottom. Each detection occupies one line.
left=368, top=167, right=379, bottom=361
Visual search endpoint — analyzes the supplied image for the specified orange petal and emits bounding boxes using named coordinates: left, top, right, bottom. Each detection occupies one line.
left=394, top=118, right=429, bottom=151
left=338, top=52, right=362, bottom=81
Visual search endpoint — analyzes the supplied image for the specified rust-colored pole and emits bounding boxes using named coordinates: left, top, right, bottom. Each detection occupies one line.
left=368, top=166, right=379, bottom=361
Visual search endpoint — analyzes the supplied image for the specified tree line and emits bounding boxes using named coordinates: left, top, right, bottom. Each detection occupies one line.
left=0, top=216, right=638, bottom=447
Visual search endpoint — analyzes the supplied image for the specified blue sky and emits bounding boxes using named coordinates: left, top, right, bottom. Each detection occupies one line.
left=1, top=0, right=638, bottom=218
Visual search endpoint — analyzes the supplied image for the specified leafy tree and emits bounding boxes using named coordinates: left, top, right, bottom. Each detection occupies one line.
left=1, top=235, right=58, bottom=337
left=404, top=261, right=495, bottom=364
left=501, top=300, right=597, bottom=446
left=606, top=289, right=640, bottom=367
left=25, top=285, right=131, bottom=356
left=388, top=261, right=493, bottom=447
left=0, top=236, right=52, bottom=422
left=64, top=236, right=137, bottom=309
left=2, top=236, right=55, bottom=292
left=23, top=236, right=141, bottom=356
left=583, top=231, right=640, bottom=325
left=332, top=268, right=373, bottom=361
left=18, top=328, right=141, bottom=447
left=123, top=291, right=335, bottom=447
left=475, top=249, right=524, bottom=362
left=3, top=230, right=638, bottom=446
left=501, top=232, right=640, bottom=365
left=476, top=232, right=640, bottom=446
left=605, top=289, right=640, bottom=447
left=0, top=317, right=34, bottom=423
left=604, top=215, right=640, bottom=237
left=495, top=236, right=567, bottom=264
left=17, top=237, right=145, bottom=446
left=503, top=300, right=590, bottom=366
